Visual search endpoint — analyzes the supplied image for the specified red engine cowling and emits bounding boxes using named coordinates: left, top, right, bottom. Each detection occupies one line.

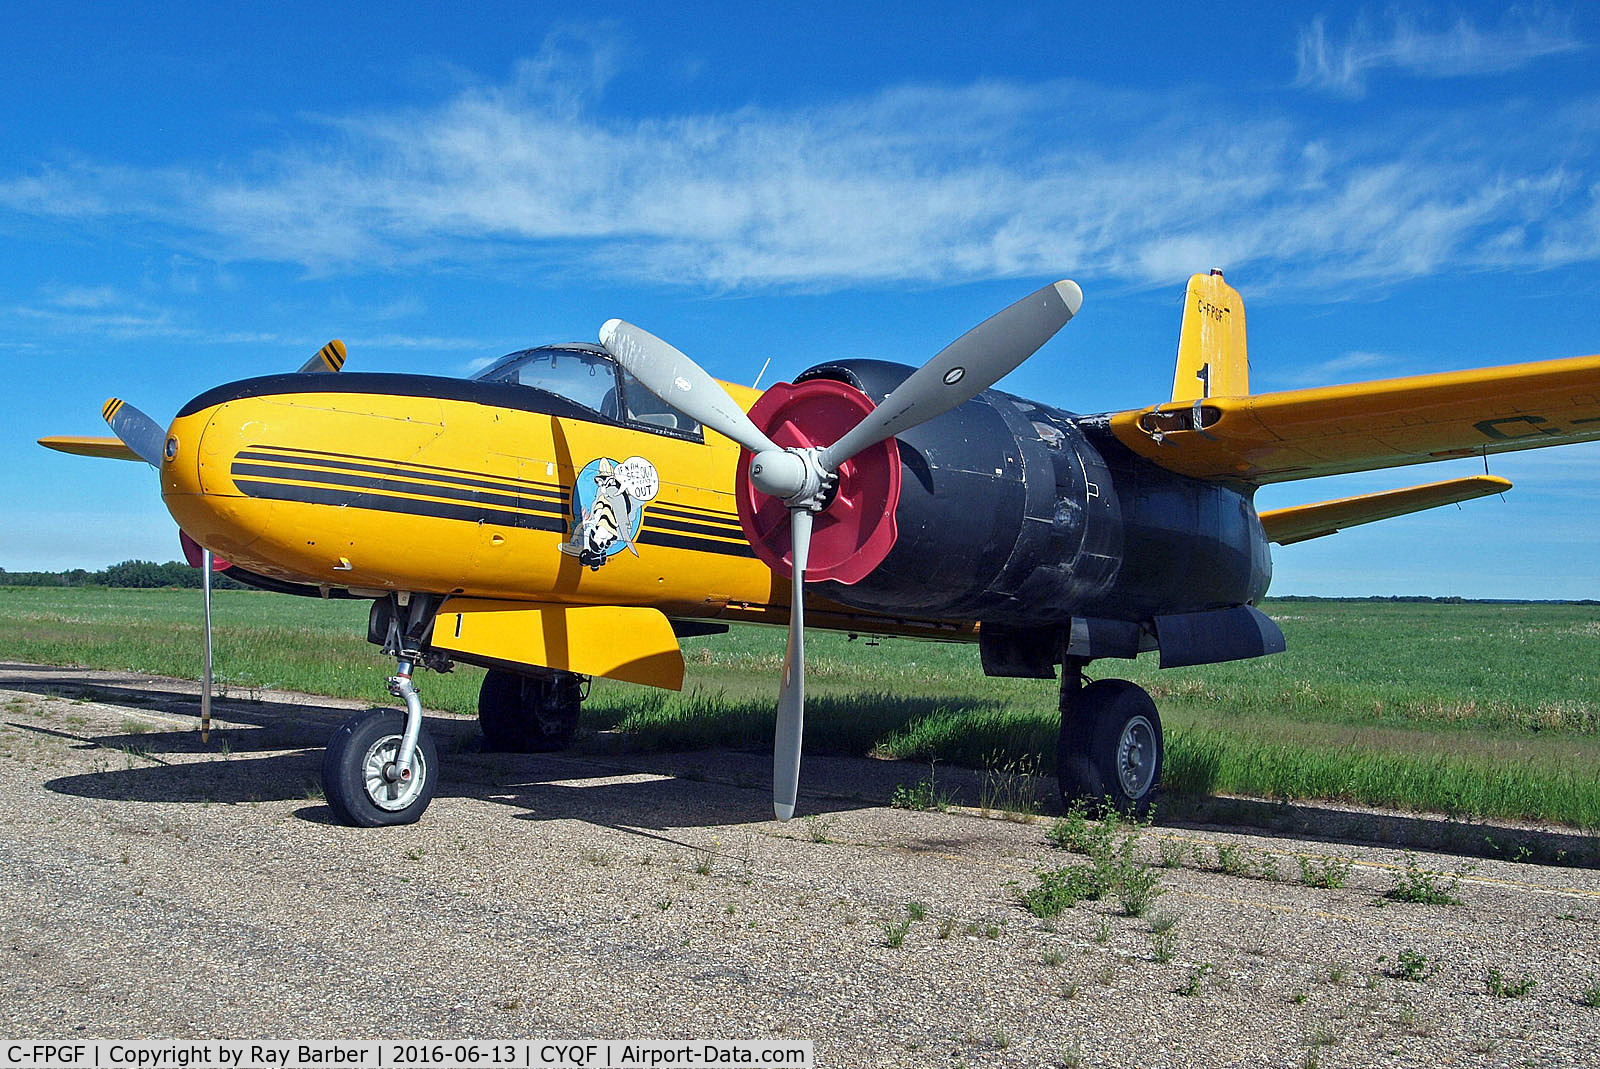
left=733, top=378, right=901, bottom=585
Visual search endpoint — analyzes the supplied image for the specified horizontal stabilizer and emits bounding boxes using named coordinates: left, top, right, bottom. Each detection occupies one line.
left=37, top=435, right=144, bottom=462
left=1107, top=353, right=1600, bottom=484
left=1260, top=475, right=1511, bottom=546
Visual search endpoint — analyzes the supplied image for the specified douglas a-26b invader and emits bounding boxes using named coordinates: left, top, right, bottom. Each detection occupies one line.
left=40, top=273, right=1600, bottom=827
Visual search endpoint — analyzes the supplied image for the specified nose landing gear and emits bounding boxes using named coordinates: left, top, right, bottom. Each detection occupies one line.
left=322, top=594, right=448, bottom=827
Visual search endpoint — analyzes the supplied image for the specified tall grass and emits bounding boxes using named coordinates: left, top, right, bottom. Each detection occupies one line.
left=3, top=587, right=1598, bottom=826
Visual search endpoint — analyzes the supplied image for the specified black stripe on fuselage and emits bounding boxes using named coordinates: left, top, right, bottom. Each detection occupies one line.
left=231, top=462, right=568, bottom=519
left=236, top=447, right=564, bottom=501
left=233, top=444, right=566, bottom=499
left=233, top=445, right=746, bottom=533
left=232, top=477, right=755, bottom=558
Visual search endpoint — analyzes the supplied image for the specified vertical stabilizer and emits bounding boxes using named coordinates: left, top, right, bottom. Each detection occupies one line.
left=1172, top=270, right=1248, bottom=402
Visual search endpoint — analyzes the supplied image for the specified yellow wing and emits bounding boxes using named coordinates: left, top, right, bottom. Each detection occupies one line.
left=1259, top=475, right=1511, bottom=545
left=37, top=435, right=144, bottom=462
left=1105, top=353, right=1600, bottom=484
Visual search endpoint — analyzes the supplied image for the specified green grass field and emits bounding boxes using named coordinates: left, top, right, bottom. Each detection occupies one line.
left=3, top=586, right=1598, bottom=827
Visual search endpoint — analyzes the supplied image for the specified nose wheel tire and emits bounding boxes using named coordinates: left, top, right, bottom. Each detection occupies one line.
left=322, top=708, right=439, bottom=827
left=1057, top=678, right=1163, bottom=818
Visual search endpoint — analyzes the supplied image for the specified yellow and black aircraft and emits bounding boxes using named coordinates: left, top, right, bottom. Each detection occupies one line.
left=39, top=274, right=1600, bottom=827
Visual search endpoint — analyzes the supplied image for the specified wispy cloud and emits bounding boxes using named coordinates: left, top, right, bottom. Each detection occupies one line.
left=2, top=34, right=1598, bottom=294
left=1295, top=10, right=1583, bottom=98
left=1267, top=349, right=1398, bottom=388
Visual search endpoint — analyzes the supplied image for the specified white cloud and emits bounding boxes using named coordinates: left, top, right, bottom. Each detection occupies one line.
left=2, top=47, right=1599, bottom=294
left=1295, top=10, right=1583, bottom=98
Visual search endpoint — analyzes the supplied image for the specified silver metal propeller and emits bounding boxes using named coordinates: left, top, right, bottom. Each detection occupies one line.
left=101, top=398, right=166, bottom=467
left=298, top=339, right=347, bottom=374
left=601, top=279, right=1084, bottom=820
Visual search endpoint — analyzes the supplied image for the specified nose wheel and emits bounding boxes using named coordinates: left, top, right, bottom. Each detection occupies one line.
left=323, top=706, right=439, bottom=826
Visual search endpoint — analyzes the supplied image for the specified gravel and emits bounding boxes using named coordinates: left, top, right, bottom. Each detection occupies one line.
left=1, top=662, right=1598, bottom=1066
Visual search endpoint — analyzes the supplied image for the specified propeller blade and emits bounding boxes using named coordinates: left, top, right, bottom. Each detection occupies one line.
left=823, top=279, right=1082, bottom=469
left=101, top=398, right=166, bottom=467
left=298, top=339, right=347, bottom=374
left=600, top=319, right=783, bottom=456
left=772, top=507, right=812, bottom=821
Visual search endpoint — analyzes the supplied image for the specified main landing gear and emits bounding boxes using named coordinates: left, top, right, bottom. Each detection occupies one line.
left=478, top=667, right=587, bottom=753
left=1056, top=657, right=1163, bottom=817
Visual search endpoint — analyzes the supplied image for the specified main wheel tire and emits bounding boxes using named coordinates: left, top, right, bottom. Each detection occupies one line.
left=478, top=668, right=584, bottom=753
left=1057, top=678, right=1163, bottom=818
left=322, top=708, right=438, bottom=827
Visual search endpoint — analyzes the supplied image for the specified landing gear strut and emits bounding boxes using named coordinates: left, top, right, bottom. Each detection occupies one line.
left=1056, top=656, right=1163, bottom=817
left=322, top=594, right=447, bottom=827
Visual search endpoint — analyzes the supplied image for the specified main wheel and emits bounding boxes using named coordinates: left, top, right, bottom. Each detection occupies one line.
left=478, top=668, right=584, bottom=753
left=322, top=708, right=438, bottom=827
left=1057, top=678, right=1163, bottom=817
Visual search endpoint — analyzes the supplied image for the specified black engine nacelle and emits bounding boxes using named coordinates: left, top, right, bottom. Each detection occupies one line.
left=801, top=360, right=1273, bottom=653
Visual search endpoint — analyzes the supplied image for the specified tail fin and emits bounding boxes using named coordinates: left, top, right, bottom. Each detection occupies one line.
left=1172, top=271, right=1248, bottom=402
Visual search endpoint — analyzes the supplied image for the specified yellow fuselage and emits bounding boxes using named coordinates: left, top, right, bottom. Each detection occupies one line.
left=159, top=374, right=968, bottom=642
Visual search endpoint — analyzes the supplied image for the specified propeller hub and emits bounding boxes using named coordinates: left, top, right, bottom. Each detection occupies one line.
left=749, top=449, right=810, bottom=501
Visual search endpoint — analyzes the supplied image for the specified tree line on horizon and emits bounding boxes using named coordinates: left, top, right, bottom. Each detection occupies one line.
left=1, top=561, right=248, bottom=590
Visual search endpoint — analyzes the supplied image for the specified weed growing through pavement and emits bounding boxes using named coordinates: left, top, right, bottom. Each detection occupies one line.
left=1150, top=929, right=1177, bottom=964
left=1157, top=838, right=1186, bottom=868
left=1384, top=852, right=1465, bottom=905
left=889, top=780, right=936, bottom=811
left=1020, top=866, right=1104, bottom=918
left=881, top=914, right=913, bottom=948
left=1385, top=950, right=1435, bottom=983
left=1298, top=854, right=1354, bottom=889
left=1580, top=979, right=1600, bottom=1007
left=980, top=751, right=1041, bottom=821
left=890, top=761, right=953, bottom=812
left=1034, top=802, right=1166, bottom=917
left=936, top=916, right=958, bottom=939
left=1178, top=963, right=1214, bottom=997
left=1486, top=968, right=1536, bottom=999
left=1213, top=842, right=1246, bottom=876
left=691, top=837, right=721, bottom=875
left=1041, top=946, right=1066, bottom=967
left=906, top=901, right=927, bottom=921
left=803, top=814, right=836, bottom=843
left=1304, top=1024, right=1338, bottom=1048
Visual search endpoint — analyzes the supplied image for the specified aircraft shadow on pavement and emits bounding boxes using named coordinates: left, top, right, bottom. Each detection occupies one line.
left=18, top=675, right=871, bottom=831
left=18, top=671, right=1599, bottom=864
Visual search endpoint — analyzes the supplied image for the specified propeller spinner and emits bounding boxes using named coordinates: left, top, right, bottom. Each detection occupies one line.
left=602, top=280, right=1083, bottom=820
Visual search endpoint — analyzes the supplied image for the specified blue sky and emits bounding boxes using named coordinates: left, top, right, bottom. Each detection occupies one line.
left=3, top=2, right=1597, bottom=598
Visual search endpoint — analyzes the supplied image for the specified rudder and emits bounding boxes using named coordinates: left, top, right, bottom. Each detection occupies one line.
left=1172, top=270, right=1248, bottom=402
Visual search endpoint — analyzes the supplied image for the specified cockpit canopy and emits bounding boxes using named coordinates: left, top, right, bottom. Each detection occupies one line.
left=473, top=343, right=701, bottom=437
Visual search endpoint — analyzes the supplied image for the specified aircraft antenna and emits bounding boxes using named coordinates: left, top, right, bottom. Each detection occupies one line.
left=752, top=357, right=772, bottom=390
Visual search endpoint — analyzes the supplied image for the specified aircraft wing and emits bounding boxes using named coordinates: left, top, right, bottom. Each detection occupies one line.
left=37, top=435, right=144, bottom=462
left=1099, top=353, right=1600, bottom=484
left=1258, top=475, right=1511, bottom=545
